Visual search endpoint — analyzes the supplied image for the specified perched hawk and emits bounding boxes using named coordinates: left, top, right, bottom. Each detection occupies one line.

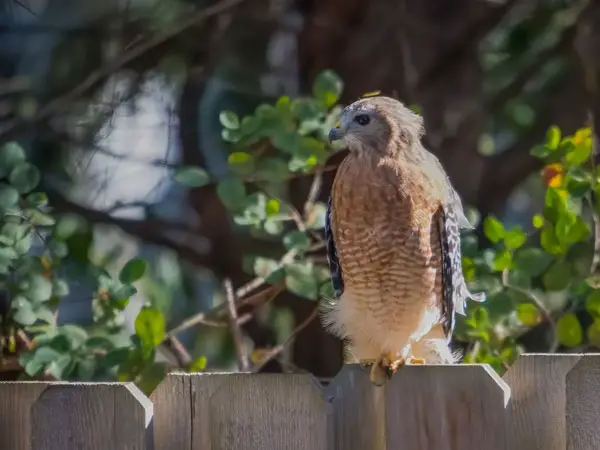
left=323, top=96, right=485, bottom=385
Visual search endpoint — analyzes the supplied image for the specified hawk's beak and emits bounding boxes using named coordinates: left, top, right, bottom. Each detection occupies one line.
left=328, top=127, right=343, bottom=142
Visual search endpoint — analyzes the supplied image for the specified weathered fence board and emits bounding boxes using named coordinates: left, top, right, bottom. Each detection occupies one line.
left=385, top=364, right=509, bottom=450
left=3, top=355, right=600, bottom=449
left=326, top=365, right=386, bottom=450
left=566, top=355, right=600, bottom=450
left=0, top=381, right=49, bottom=450
left=153, top=373, right=332, bottom=450
left=503, top=353, right=581, bottom=450
left=31, top=383, right=153, bottom=450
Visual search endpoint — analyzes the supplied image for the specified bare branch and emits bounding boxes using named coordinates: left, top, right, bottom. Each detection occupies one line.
left=0, top=0, right=246, bottom=142
left=224, top=278, right=250, bottom=371
left=252, top=307, right=319, bottom=373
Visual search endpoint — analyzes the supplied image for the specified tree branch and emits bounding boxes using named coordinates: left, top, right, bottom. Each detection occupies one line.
left=0, top=0, right=246, bottom=143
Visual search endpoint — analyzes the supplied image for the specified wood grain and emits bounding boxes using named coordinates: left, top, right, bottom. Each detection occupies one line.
left=0, top=381, right=48, bottom=450
left=326, top=364, right=386, bottom=450
left=30, top=382, right=152, bottom=450
left=208, top=373, right=333, bottom=450
left=385, top=364, right=510, bottom=450
left=566, top=354, right=600, bottom=450
left=503, top=353, right=581, bottom=450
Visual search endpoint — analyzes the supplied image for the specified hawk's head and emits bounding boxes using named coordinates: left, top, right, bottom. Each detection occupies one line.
left=328, top=96, right=424, bottom=154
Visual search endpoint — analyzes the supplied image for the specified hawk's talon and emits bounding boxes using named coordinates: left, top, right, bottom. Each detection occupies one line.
left=370, top=362, right=388, bottom=386
left=408, top=357, right=426, bottom=365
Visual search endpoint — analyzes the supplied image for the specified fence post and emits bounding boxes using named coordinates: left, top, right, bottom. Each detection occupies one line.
left=326, top=364, right=386, bottom=450
left=0, top=382, right=49, bottom=450
left=30, top=382, right=153, bottom=450
left=152, top=373, right=333, bottom=450
left=502, top=353, right=581, bottom=450
left=566, top=354, right=600, bottom=450
left=385, top=365, right=510, bottom=450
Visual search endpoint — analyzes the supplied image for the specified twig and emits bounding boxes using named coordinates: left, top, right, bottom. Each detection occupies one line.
left=235, top=249, right=297, bottom=299
left=224, top=278, right=250, bottom=371
left=501, top=269, right=559, bottom=352
left=0, top=0, right=246, bottom=141
left=252, top=307, right=319, bottom=372
left=303, top=168, right=323, bottom=217
left=160, top=335, right=192, bottom=368
left=167, top=284, right=283, bottom=336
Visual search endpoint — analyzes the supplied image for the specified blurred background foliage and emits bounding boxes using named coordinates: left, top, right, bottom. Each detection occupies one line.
left=1, top=0, right=600, bottom=393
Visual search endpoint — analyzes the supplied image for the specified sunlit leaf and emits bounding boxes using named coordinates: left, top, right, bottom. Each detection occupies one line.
left=483, top=216, right=505, bottom=243
left=516, top=303, right=541, bottom=326
left=219, top=111, right=240, bottom=130
left=135, top=306, right=166, bottom=355
left=556, top=313, right=583, bottom=347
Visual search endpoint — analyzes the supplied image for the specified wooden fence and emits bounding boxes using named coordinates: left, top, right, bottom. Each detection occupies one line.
left=0, top=353, right=598, bottom=449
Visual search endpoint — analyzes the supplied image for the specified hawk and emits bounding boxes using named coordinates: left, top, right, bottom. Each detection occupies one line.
left=323, top=96, right=485, bottom=385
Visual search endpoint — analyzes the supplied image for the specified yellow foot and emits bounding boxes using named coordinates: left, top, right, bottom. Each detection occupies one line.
left=358, top=359, right=377, bottom=369
left=408, top=357, right=426, bottom=365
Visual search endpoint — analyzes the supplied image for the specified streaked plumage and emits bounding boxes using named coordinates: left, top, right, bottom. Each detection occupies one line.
left=323, top=96, right=485, bottom=385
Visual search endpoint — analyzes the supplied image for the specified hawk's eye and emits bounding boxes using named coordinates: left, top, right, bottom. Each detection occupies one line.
left=354, top=114, right=370, bottom=126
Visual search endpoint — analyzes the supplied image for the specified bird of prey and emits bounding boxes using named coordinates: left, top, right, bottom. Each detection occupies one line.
left=323, top=96, right=485, bottom=386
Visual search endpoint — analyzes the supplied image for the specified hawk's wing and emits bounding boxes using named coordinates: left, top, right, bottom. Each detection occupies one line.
left=325, top=197, right=344, bottom=298
left=438, top=202, right=486, bottom=340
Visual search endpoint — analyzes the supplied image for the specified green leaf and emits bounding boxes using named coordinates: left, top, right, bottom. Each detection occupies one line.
left=136, top=362, right=167, bottom=396
left=556, top=313, right=583, bottom=347
left=227, top=152, right=255, bottom=175
left=565, top=140, right=592, bottom=166
left=104, top=348, right=130, bottom=367
left=530, top=144, right=550, bottom=158
left=9, top=163, right=40, bottom=193
left=33, top=346, right=63, bottom=363
left=13, top=303, right=37, bottom=325
left=492, top=250, right=512, bottom=271
left=0, top=142, right=26, bottom=178
left=587, top=319, right=600, bottom=348
left=313, top=70, right=343, bottom=107
left=483, top=216, right=505, bottom=243
left=0, top=184, right=19, bottom=211
left=173, top=166, right=211, bottom=188
left=283, top=231, right=310, bottom=251
left=84, top=336, right=115, bottom=351
left=47, top=354, right=73, bottom=378
left=504, top=227, right=527, bottom=249
left=516, top=303, right=541, bottom=326
left=135, top=306, right=166, bottom=354
left=540, top=223, right=566, bottom=255
left=54, top=214, right=86, bottom=240
left=219, top=111, right=240, bottom=130
left=77, top=358, right=97, bottom=381
left=542, top=260, right=571, bottom=291
left=23, top=275, right=53, bottom=302
left=188, top=356, right=207, bottom=373
left=586, top=290, right=600, bottom=316
left=545, top=125, right=561, bottom=150
left=52, top=279, right=70, bottom=297
left=514, top=248, right=553, bottom=277
left=532, top=214, right=544, bottom=229
left=216, top=178, right=246, bottom=211
left=60, top=325, right=88, bottom=348
left=28, top=209, right=56, bottom=226
left=285, top=262, right=319, bottom=300
left=26, top=192, right=48, bottom=207
left=119, top=258, right=147, bottom=284
left=265, top=199, right=280, bottom=217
